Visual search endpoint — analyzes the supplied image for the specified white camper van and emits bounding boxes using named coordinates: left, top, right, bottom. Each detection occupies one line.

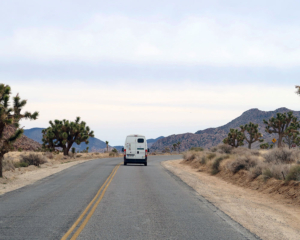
left=122, top=134, right=149, bottom=166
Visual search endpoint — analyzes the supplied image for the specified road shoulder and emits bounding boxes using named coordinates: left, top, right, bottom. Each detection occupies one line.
left=162, top=159, right=300, bottom=240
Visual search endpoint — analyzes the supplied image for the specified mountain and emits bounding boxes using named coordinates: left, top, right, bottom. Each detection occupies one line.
left=23, top=128, right=110, bottom=152
left=5, top=126, right=41, bottom=151
left=150, top=108, right=300, bottom=152
left=147, top=136, right=164, bottom=148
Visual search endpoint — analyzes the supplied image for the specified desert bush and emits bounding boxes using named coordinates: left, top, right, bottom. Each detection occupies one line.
left=20, top=154, right=47, bottom=167
left=112, top=148, right=118, bottom=153
left=183, top=152, right=197, bottom=161
left=14, top=162, right=29, bottom=168
left=3, top=157, right=15, bottom=171
left=211, top=157, right=224, bottom=175
left=231, top=147, right=250, bottom=156
left=71, top=147, right=76, bottom=154
left=249, top=165, right=263, bottom=180
left=45, top=152, right=54, bottom=159
left=262, top=168, right=273, bottom=181
left=286, top=165, right=300, bottom=182
left=109, top=152, right=115, bottom=157
left=207, top=153, right=216, bottom=160
left=201, top=156, right=207, bottom=165
left=76, top=154, right=82, bottom=158
left=249, top=149, right=260, bottom=156
left=94, top=152, right=100, bottom=155
left=264, top=148, right=295, bottom=164
left=210, top=147, right=218, bottom=152
left=217, top=144, right=233, bottom=154
left=190, top=147, right=204, bottom=152
left=228, top=155, right=258, bottom=174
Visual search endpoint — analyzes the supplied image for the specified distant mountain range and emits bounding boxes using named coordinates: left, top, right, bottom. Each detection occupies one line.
left=23, top=128, right=163, bottom=152
left=150, top=108, right=300, bottom=152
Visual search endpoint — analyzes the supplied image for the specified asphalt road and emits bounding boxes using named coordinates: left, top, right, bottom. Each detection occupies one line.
left=0, top=155, right=259, bottom=240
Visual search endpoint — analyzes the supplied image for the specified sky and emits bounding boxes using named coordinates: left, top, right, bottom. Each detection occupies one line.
left=2, top=0, right=300, bottom=145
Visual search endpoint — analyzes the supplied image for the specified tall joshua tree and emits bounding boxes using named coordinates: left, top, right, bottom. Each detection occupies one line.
left=263, top=111, right=298, bottom=148
left=172, top=143, right=177, bottom=152
left=223, top=129, right=245, bottom=148
left=283, top=121, right=300, bottom=149
left=177, top=141, right=181, bottom=153
left=105, top=141, right=109, bottom=153
left=0, top=84, right=38, bottom=177
left=42, top=117, right=94, bottom=156
left=240, top=122, right=264, bottom=149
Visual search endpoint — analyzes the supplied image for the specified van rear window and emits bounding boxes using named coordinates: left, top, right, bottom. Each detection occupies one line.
left=137, top=138, right=144, bottom=143
left=137, top=148, right=144, bottom=150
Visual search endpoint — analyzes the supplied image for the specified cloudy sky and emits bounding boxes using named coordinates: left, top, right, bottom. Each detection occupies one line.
left=2, top=0, right=300, bottom=145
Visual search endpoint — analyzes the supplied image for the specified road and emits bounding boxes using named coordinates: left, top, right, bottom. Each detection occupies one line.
left=0, top=155, right=259, bottom=240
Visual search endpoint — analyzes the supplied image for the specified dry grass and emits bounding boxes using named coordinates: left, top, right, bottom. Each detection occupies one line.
left=182, top=146, right=300, bottom=183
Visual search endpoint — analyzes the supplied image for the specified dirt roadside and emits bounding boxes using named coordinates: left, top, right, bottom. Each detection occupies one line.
left=162, top=159, right=300, bottom=240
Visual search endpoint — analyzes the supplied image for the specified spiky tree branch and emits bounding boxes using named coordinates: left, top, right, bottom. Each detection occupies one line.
left=240, top=122, right=264, bottom=149
left=42, top=117, right=94, bottom=156
left=0, top=84, right=39, bottom=177
left=263, top=111, right=297, bottom=147
left=223, top=129, right=245, bottom=148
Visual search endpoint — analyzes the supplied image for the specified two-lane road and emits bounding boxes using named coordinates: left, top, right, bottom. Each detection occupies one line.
left=0, top=155, right=258, bottom=240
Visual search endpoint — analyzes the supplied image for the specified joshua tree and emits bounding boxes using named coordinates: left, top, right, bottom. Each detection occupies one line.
left=172, top=143, right=177, bottom=152
left=223, top=129, right=245, bottom=148
left=240, top=122, right=264, bottom=149
left=105, top=141, right=109, bottom=153
left=263, top=112, right=298, bottom=148
left=177, top=141, right=181, bottom=153
left=0, top=84, right=38, bottom=177
left=283, top=121, right=300, bottom=149
left=42, top=117, right=94, bottom=156
left=295, top=85, right=300, bottom=95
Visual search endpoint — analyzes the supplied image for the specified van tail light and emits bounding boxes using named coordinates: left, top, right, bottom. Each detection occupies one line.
left=124, top=149, right=126, bottom=157
left=145, top=149, right=147, bottom=156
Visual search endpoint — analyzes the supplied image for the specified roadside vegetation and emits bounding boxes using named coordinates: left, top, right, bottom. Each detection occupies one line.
left=182, top=145, right=300, bottom=185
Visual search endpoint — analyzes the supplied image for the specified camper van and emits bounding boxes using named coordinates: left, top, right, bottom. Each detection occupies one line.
left=122, top=134, right=149, bottom=166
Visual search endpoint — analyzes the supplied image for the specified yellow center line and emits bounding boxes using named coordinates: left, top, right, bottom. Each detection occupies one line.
left=70, top=163, right=121, bottom=240
left=61, top=163, right=121, bottom=240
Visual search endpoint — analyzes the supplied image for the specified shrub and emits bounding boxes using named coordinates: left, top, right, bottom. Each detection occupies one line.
left=45, top=152, right=54, bottom=159
left=76, top=154, right=82, bottom=158
left=207, top=153, right=216, bottom=160
left=14, top=162, right=29, bottom=168
left=3, top=157, right=15, bottom=171
left=249, top=165, right=263, bottom=179
left=218, top=144, right=233, bottom=154
left=286, top=165, right=300, bottom=182
left=183, top=152, right=197, bottom=161
left=109, top=152, right=118, bottom=157
left=228, top=155, right=258, bottom=174
left=112, top=148, right=118, bottom=153
left=201, top=156, right=207, bottom=165
left=210, top=147, right=218, bottom=152
left=232, top=147, right=250, bottom=155
left=262, top=168, right=273, bottom=181
left=190, top=147, right=204, bottom=152
left=211, top=157, right=224, bottom=175
left=249, top=149, right=260, bottom=156
left=20, top=154, right=47, bottom=167
left=162, top=147, right=171, bottom=153
left=264, top=148, right=295, bottom=164
left=71, top=148, right=76, bottom=154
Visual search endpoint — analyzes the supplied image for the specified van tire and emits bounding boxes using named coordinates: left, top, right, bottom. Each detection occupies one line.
left=144, top=162, right=147, bottom=166
left=124, top=162, right=127, bottom=165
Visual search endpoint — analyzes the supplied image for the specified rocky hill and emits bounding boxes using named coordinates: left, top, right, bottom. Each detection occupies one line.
left=4, top=126, right=42, bottom=151
left=150, top=108, right=300, bottom=152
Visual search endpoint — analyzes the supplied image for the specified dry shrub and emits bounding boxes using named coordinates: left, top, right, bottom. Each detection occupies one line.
left=210, top=147, right=218, bottom=152
left=207, top=153, right=216, bottom=160
left=211, top=157, right=224, bottom=175
left=20, top=153, right=47, bottom=167
left=94, top=152, right=100, bottom=155
left=76, top=154, right=82, bottom=158
left=190, top=147, right=204, bottom=152
left=249, top=149, right=260, bottom=156
left=228, top=155, right=258, bottom=174
left=201, top=156, right=207, bottom=165
left=231, top=147, right=250, bottom=156
left=286, top=165, right=300, bottom=182
left=3, top=156, right=15, bottom=171
left=264, top=148, right=296, bottom=164
left=109, top=152, right=119, bottom=157
left=183, top=152, right=197, bottom=161
left=45, top=152, right=54, bottom=159
left=217, top=144, right=233, bottom=154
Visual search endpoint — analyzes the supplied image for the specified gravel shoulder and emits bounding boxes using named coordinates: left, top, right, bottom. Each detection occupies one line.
left=162, top=159, right=300, bottom=240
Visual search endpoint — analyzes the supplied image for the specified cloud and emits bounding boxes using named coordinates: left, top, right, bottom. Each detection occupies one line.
left=1, top=14, right=300, bottom=67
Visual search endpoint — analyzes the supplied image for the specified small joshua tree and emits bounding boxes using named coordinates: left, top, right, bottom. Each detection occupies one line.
left=223, top=129, right=245, bottom=148
left=283, top=121, right=300, bottom=149
left=0, top=84, right=38, bottom=177
left=105, top=141, right=109, bottom=153
left=240, top=122, right=264, bottom=149
left=177, top=141, right=181, bottom=153
left=172, top=143, right=177, bottom=152
left=263, top=112, right=298, bottom=148
left=42, top=117, right=94, bottom=156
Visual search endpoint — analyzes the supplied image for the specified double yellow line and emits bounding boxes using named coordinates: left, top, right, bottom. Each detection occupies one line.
left=61, top=163, right=121, bottom=240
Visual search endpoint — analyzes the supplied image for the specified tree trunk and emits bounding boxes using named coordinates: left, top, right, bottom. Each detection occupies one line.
left=0, top=153, right=3, bottom=178
left=278, top=135, right=283, bottom=148
left=248, top=142, right=252, bottom=149
left=63, top=147, right=69, bottom=156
